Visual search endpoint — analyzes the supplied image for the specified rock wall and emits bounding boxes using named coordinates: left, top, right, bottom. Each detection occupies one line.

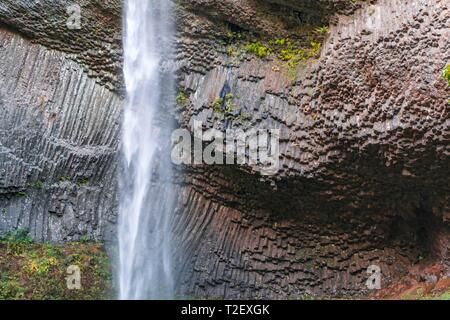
left=0, top=0, right=448, bottom=298
left=0, top=29, right=120, bottom=242
left=0, top=0, right=123, bottom=91
left=172, top=0, right=448, bottom=297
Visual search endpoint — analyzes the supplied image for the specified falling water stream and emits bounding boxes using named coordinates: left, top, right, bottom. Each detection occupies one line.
left=119, top=0, right=175, bottom=300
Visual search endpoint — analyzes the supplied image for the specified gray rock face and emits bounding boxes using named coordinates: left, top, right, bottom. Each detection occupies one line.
left=0, top=30, right=121, bottom=242
left=0, top=0, right=448, bottom=298
left=0, top=0, right=123, bottom=91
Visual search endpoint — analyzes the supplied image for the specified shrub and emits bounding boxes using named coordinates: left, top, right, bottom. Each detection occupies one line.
left=245, top=42, right=272, bottom=59
left=176, top=91, right=189, bottom=108
left=0, top=228, right=33, bottom=244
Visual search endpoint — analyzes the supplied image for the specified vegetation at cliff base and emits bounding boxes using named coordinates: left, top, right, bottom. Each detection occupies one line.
left=0, top=230, right=112, bottom=300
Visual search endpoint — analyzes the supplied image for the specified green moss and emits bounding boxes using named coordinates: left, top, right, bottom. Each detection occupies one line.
left=241, top=36, right=323, bottom=82
left=219, top=23, right=326, bottom=82
left=26, top=181, right=44, bottom=189
left=212, top=93, right=239, bottom=114
left=212, top=97, right=224, bottom=113
left=226, top=46, right=234, bottom=56
left=244, top=42, right=272, bottom=59
left=0, top=231, right=112, bottom=300
left=443, top=64, right=450, bottom=86
left=245, top=36, right=322, bottom=64
left=436, top=291, right=450, bottom=300
left=0, top=229, right=33, bottom=244
left=314, top=26, right=329, bottom=35
left=211, top=93, right=252, bottom=123
left=56, top=176, right=91, bottom=186
left=176, top=90, right=189, bottom=109
left=35, top=181, right=44, bottom=189
left=79, top=235, right=90, bottom=243
left=76, top=178, right=89, bottom=186
left=400, top=286, right=450, bottom=300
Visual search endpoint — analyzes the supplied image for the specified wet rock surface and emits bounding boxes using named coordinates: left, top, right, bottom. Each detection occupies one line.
left=0, top=0, right=448, bottom=298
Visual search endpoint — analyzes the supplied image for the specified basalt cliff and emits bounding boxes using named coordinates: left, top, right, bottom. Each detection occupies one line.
left=0, top=0, right=448, bottom=299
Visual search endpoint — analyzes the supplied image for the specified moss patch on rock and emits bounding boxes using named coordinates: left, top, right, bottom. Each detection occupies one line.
left=221, top=25, right=328, bottom=81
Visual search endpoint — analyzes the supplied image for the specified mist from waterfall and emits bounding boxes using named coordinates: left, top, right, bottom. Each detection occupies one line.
left=119, top=0, right=175, bottom=300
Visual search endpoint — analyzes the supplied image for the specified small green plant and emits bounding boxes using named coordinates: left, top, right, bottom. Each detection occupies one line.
left=0, top=228, right=33, bottom=244
left=245, top=42, right=272, bottom=59
left=176, top=91, right=189, bottom=109
left=211, top=93, right=246, bottom=121
left=76, top=178, right=89, bottom=186
left=314, top=26, right=329, bottom=35
left=27, top=181, right=44, bottom=189
left=225, top=30, right=242, bottom=43
left=0, top=277, right=25, bottom=300
left=212, top=97, right=224, bottom=113
left=79, top=235, right=90, bottom=243
left=269, top=38, right=287, bottom=46
left=34, top=181, right=44, bottom=189
left=442, top=64, right=450, bottom=86
left=245, top=36, right=322, bottom=82
left=308, top=40, right=322, bottom=57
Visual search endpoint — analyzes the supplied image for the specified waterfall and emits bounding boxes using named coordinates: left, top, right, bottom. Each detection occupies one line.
left=119, top=0, right=175, bottom=300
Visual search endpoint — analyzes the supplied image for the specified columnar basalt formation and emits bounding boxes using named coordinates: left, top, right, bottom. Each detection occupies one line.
left=0, top=29, right=121, bottom=242
left=0, top=0, right=123, bottom=91
left=0, top=0, right=448, bottom=298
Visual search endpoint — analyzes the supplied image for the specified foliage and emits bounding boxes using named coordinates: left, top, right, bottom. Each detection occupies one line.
left=59, top=176, right=70, bottom=182
left=0, top=236, right=112, bottom=300
left=76, top=178, right=89, bottom=186
left=244, top=42, right=272, bottom=59
left=211, top=93, right=251, bottom=123
left=0, top=229, right=33, bottom=244
left=443, top=64, right=450, bottom=86
left=243, top=34, right=322, bottom=63
left=314, top=26, right=329, bottom=35
left=79, top=235, right=90, bottom=243
left=400, top=286, right=450, bottom=300
left=219, top=22, right=327, bottom=83
left=212, top=93, right=239, bottom=114
left=26, top=181, right=44, bottom=189
left=176, top=90, right=189, bottom=108
left=212, top=97, right=224, bottom=113
left=241, top=35, right=323, bottom=82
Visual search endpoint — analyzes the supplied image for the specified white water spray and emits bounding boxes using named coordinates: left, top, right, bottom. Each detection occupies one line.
left=119, top=0, right=175, bottom=300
